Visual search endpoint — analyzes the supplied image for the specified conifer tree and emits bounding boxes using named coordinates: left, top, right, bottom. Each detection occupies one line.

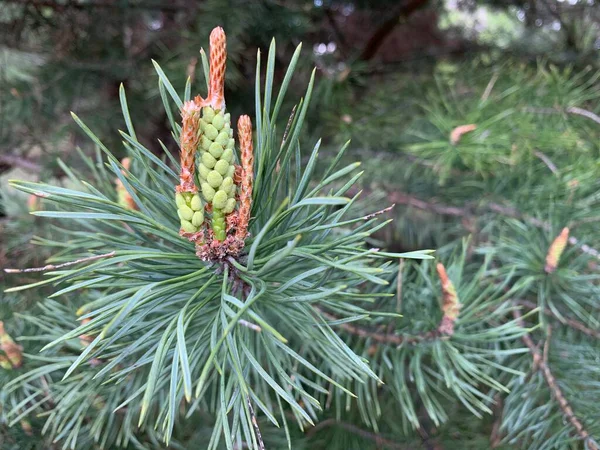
left=2, top=23, right=599, bottom=450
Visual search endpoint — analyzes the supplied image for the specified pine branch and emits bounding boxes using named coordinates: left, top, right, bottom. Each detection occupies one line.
left=387, top=190, right=466, bottom=217
left=513, top=309, right=599, bottom=450
left=0, top=154, right=41, bottom=172
left=307, top=418, right=412, bottom=449
left=517, top=300, right=600, bottom=340
left=489, top=394, right=504, bottom=448
left=381, top=187, right=600, bottom=261
left=319, top=309, right=436, bottom=345
left=317, top=304, right=455, bottom=346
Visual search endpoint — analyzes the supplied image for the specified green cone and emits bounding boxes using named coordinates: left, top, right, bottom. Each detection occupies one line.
left=176, top=192, right=204, bottom=233
left=198, top=106, right=237, bottom=241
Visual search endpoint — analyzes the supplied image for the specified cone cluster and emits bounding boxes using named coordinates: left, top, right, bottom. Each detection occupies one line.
left=198, top=107, right=237, bottom=240
left=176, top=192, right=204, bottom=234
left=174, top=26, right=253, bottom=260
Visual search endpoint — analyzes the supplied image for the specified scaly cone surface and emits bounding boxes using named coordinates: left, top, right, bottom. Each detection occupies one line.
left=173, top=26, right=254, bottom=261
left=176, top=102, right=204, bottom=236
left=196, top=27, right=236, bottom=241
left=235, top=114, right=253, bottom=242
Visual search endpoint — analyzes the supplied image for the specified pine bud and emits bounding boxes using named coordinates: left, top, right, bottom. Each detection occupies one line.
left=545, top=227, right=569, bottom=274
left=208, top=27, right=226, bottom=111
left=177, top=101, right=202, bottom=194
left=236, top=115, right=254, bottom=242
left=79, top=317, right=94, bottom=348
left=436, top=263, right=461, bottom=336
left=27, top=194, right=40, bottom=212
left=450, top=124, right=477, bottom=145
left=115, top=157, right=137, bottom=210
left=20, top=419, right=33, bottom=436
left=0, top=321, right=23, bottom=369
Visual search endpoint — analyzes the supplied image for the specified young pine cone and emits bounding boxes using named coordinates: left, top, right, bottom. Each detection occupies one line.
left=198, top=106, right=237, bottom=241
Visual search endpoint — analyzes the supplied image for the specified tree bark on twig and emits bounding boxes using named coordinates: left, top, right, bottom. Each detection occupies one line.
left=513, top=309, right=598, bottom=450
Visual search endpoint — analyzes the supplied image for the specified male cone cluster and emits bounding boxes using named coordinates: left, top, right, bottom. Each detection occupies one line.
left=176, top=191, right=204, bottom=234
left=174, top=26, right=253, bottom=260
left=198, top=107, right=237, bottom=241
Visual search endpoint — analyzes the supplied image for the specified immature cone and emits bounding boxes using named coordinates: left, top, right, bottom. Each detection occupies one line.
left=79, top=317, right=94, bottom=348
left=236, top=115, right=254, bottom=242
left=436, top=263, right=461, bottom=336
left=196, top=27, right=236, bottom=241
left=20, top=419, right=33, bottom=436
left=207, top=27, right=226, bottom=111
left=176, top=191, right=205, bottom=235
left=178, top=102, right=201, bottom=193
left=450, top=124, right=477, bottom=145
left=545, top=227, right=569, bottom=274
left=115, top=157, right=137, bottom=210
left=176, top=102, right=204, bottom=236
left=27, top=193, right=40, bottom=212
left=0, top=321, right=23, bottom=369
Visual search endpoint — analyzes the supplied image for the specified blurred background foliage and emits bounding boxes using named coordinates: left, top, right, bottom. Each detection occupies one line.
left=1, top=0, right=599, bottom=449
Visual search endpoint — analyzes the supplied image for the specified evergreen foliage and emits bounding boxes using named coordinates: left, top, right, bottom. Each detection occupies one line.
left=1, top=12, right=599, bottom=450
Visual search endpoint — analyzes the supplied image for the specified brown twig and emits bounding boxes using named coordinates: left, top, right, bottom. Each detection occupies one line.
left=416, top=423, right=444, bottom=450
left=516, top=300, right=600, bottom=340
left=387, top=190, right=466, bottom=217
left=513, top=309, right=599, bottom=450
left=247, top=396, right=266, bottom=450
left=4, top=251, right=116, bottom=273
left=489, top=393, right=504, bottom=448
left=317, top=307, right=450, bottom=346
left=362, top=204, right=395, bottom=220
left=381, top=187, right=600, bottom=261
left=307, top=418, right=411, bottom=449
left=0, top=154, right=42, bottom=172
